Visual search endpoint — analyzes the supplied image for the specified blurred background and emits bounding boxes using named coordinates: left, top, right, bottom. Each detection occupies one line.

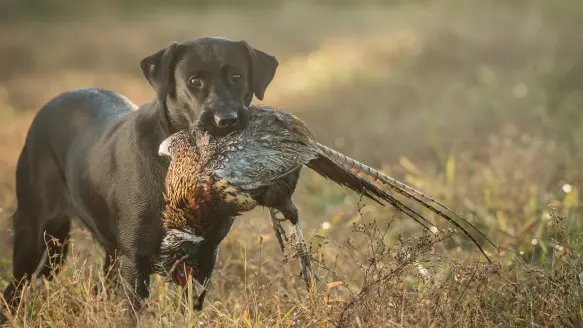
left=0, top=0, right=582, bottom=325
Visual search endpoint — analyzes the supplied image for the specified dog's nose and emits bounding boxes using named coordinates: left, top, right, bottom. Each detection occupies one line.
left=214, top=111, right=239, bottom=128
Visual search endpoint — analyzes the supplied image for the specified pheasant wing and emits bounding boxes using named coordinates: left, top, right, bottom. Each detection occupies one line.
left=212, top=107, right=319, bottom=190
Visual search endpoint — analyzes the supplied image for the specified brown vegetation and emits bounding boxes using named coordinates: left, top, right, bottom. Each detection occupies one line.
left=1, top=1, right=582, bottom=326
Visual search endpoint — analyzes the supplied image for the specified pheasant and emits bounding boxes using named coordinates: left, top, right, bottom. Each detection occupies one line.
left=157, top=105, right=496, bottom=289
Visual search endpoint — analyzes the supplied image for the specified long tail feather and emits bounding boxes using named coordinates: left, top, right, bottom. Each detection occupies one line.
left=305, top=156, right=386, bottom=206
left=307, top=155, right=490, bottom=261
left=306, top=156, right=436, bottom=231
left=314, top=142, right=496, bottom=261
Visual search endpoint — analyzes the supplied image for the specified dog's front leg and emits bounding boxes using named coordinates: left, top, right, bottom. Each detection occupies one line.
left=188, top=216, right=234, bottom=311
left=119, top=254, right=151, bottom=321
left=190, top=248, right=219, bottom=311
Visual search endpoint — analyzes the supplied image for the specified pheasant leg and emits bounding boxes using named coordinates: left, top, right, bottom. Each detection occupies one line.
left=278, top=202, right=319, bottom=289
left=269, top=208, right=288, bottom=252
left=292, top=221, right=319, bottom=288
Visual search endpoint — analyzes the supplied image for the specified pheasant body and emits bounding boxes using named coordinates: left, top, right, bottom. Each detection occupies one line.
left=160, top=106, right=319, bottom=223
left=157, top=105, right=495, bottom=289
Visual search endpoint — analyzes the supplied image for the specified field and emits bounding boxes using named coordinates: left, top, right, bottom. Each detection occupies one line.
left=1, top=0, right=583, bottom=326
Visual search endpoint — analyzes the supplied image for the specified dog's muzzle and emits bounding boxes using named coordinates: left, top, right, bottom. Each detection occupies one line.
left=214, top=110, right=239, bottom=129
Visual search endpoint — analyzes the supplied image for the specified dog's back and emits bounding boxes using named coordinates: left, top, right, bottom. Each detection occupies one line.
left=3, top=87, right=138, bottom=306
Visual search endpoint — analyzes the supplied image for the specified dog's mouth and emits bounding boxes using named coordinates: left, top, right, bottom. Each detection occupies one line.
left=197, top=108, right=249, bottom=138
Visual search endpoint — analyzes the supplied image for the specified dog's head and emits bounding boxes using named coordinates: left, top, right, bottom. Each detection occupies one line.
left=140, top=37, right=279, bottom=137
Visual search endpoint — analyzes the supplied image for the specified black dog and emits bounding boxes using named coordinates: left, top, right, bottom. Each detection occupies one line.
left=1, top=37, right=278, bottom=319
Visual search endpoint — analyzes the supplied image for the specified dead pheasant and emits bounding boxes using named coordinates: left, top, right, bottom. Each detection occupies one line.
left=157, top=105, right=496, bottom=289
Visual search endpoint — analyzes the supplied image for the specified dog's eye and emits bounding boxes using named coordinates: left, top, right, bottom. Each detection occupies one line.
left=230, top=73, right=242, bottom=83
left=188, top=77, right=202, bottom=87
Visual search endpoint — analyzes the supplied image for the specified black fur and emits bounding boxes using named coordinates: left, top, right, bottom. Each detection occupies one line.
left=0, top=37, right=278, bottom=322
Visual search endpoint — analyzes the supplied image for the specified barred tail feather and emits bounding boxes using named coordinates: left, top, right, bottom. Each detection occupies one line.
left=306, top=156, right=436, bottom=230
left=316, top=142, right=442, bottom=202
left=315, top=142, right=496, bottom=261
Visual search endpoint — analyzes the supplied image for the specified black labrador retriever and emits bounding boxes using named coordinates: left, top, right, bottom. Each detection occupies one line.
left=1, top=37, right=278, bottom=318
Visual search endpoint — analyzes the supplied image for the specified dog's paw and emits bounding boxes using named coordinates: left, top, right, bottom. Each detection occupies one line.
left=193, top=298, right=204, bottom=311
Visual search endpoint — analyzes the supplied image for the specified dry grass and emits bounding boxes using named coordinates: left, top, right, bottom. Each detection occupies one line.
left=1, top=205, right=581, bottom=327
left=1, top=1, right=583, bottom=327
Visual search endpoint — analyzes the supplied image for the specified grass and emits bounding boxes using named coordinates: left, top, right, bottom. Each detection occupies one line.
left=1, top=0, right=583, bottom=326
left=1, top=205, right=581, bottom=327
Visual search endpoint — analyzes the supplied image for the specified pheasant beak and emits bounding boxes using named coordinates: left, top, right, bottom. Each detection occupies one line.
left=158, top=135, right=174, bottom=157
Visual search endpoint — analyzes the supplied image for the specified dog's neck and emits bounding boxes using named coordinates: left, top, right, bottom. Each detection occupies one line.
left=158, top=98, right=176, bottom=135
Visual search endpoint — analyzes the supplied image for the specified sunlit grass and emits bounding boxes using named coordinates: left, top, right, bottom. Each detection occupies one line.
left=0, top=197, right=581, bottom=326
left=1, top=0, right=583, bottom=326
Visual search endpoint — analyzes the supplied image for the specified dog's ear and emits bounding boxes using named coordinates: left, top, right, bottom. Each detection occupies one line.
left=240, top=41, right=279, bottom=103
left=140, top=42, right=182, bottom=103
